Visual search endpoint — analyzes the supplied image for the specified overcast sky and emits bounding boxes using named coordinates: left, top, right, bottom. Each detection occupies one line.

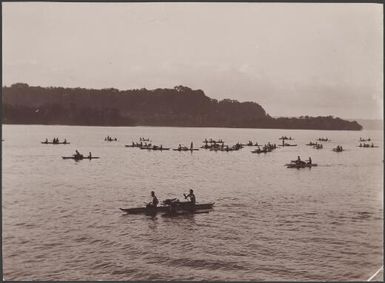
left=3, top=3, right=383, bottom=119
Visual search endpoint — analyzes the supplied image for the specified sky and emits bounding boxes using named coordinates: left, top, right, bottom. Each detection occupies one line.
left=2, top=2, right=383, bottom=120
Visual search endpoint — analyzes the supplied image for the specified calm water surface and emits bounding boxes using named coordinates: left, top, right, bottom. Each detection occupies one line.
left=2, top=125, right=383, bottom=281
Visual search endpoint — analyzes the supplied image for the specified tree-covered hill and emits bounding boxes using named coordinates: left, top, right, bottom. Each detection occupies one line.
left=2, top=83, right=362, bottom=130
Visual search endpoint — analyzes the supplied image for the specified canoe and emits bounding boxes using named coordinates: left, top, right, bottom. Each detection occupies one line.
left=251, top=150, right=268, bottom=154
left=139, top=147, right=170, bottom=150
left=62, top=156, right=100, bottom=160
left=41, top=142, right=70, bottom=144
left=120, top=202, right=215, bottom=214
left=173, top=148, right=199, bottom=151
left=278, top=144, right=297, bottom=147
left=286, top=163, right=317, bottom=168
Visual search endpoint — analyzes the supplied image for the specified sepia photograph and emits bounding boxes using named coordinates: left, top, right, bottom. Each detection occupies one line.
left=2, top=1, right=383, bottom=281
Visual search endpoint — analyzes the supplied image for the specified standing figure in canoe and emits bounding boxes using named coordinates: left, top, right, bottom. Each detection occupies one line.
left=184, top=189, right=196, bottom=205
left=74, top=150, right=83, bottom=159
left=147, top=191, right=159, bottom=208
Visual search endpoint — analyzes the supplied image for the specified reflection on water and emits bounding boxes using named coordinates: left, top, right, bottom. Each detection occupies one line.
left=2, top=125, right=383, bottom=281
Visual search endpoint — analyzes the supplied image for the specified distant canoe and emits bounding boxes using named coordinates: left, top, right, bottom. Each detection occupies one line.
left=140, top=147, right=170, bottom=151
left=278, top=144, right=297, bottom=147
left=251, top=149, right=268, bottom=154
left=42, top=142, right=70, bottom=144
left=62, top=156, right=100, bottom=160
left=125, top=144, right=141, bottom=148
left=286, top=163, right=317, bottom=168
left=173, top=148, right=199, bottom=151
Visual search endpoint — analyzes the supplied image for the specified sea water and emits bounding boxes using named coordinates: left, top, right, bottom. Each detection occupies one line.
left=2, top=125, right=383, bottom=280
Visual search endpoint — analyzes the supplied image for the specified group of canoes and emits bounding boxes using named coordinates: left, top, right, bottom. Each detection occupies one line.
left=252, top=142, right=277, bottom=154
left=204, top=142, right=244, bottom=152
left=41, top=137, right=69, bottom=144
left=359, top=137, right=371, bottom=142
left=243, top=141, right=260, bottom=146
left=140, top=144, right=170, bottom=151
left=358, top=143, right=378, bottom=148
left=203, top=138, right=224, bottom=144
left=317, top=137, right=329, bottom=142
left=126, top=140, right=201, bottom=151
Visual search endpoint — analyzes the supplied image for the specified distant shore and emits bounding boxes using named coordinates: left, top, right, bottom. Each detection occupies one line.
left=2, top=83, right=363, bottom=131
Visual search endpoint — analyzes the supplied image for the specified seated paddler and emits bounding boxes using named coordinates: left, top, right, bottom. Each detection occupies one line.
left=147, top=191, right=159, bottom=208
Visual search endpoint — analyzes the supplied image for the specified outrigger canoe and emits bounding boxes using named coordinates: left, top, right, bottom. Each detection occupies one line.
left=286, top=163, right=317, bottom=168
left=172, top=148, right=199, bottom=151
left=140, top=147, right=170, bottom=151
left=279, top=144, right=297, bottom=147
left=42, top=142, right=70, bottom=144
left=120, top=202, right=214, bottom=214
left=251, top=149, right=269, bottom=154
left=62, top=156, right=100, bottom=160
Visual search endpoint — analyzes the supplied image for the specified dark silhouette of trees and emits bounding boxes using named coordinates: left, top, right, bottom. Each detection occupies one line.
left=2, top=83, right=362, bottom=130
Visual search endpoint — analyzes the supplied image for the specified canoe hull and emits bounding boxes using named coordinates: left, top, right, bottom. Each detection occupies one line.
left=286, top=163, right=317, bottom=168
left=120, top=202, right=215, bottom=214
left=62, top=156, right=100, bottom=160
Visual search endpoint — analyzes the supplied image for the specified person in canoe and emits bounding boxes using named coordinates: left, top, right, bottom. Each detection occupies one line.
left=88, top=152, right=92, bottom=158
left=190, top=142, right=193, bottom=150
left=295, top=156, right=306, bottom=166
left=147, top=191, right=159, bottom=208
left=184, top=189, right=196, bottom=205
left=307, top=157, right=312, bottom=165
left=74, top=150, right=83, bottom=159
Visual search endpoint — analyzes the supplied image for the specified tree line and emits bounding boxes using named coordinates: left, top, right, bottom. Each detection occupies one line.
left=2, top=83, right=362, bottom=130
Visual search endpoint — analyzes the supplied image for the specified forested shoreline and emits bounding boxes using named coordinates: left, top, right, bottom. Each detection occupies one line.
left=2, top=83, right=362, bottom=130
